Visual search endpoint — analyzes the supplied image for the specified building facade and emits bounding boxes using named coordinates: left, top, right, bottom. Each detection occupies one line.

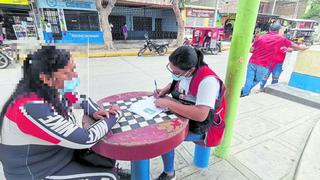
left=36, top=0, right=103, bottom=44
left=220, top=0, right=309, bottom=19
left=109, top=0, right=177, bottom=40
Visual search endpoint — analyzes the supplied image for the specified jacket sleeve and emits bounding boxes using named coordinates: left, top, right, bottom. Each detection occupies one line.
left=20, top=101, right=117, bottom=149
left=64, top=92, right=102, bottom=118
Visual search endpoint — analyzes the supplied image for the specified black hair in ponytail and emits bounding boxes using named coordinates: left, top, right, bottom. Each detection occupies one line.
left=169, top=46, right=207, bottom=71
left=194, top=48, right=207, bottom=68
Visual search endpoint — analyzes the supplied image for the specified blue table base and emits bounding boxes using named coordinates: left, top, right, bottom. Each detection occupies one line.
left=131, top=159, right=150, bottom=180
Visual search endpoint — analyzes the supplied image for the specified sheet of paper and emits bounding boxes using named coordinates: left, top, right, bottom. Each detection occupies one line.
left=128, top=96, right=166, bottom=120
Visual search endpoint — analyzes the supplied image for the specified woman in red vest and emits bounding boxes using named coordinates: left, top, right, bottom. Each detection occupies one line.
left=153, top=46, right=225, bottom=180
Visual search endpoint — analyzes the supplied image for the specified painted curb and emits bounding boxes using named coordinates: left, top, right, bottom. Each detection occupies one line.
left=18, top=46, right=230, bottom=60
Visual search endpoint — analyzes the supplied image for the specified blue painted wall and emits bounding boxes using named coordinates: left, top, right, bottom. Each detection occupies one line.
left=111, top=6, right=177, bottom=32
left=289, top=72, right=320, bottom=93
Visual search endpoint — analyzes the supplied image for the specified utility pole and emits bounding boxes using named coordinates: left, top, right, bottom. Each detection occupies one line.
left=271, top=0, right=277, bottom=15
left=29, top=1, right=39, bottom=40
left=294, top=0, right=300, bottom=18
left=215, top=0, right=261, bottom=159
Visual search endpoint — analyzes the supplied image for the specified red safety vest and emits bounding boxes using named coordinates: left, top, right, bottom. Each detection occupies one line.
left=190, top=65, right=226, bottom=147
left=170, top=65, right=226, bottom=147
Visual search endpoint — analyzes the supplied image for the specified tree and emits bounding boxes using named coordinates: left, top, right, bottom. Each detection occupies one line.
left=96, top=0, right=116, bottom=50
left=303, top=0, right=320, bottom=19
left=171, top=0, right=185, bottom=46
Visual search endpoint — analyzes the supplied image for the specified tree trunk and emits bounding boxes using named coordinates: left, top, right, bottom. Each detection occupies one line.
left=171, top=0, right=185, bottom=47
left=96, top=0, right=117, bottom=50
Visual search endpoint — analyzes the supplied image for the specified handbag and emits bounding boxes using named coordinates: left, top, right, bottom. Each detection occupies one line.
left=74, top=149, right=116, bottom=169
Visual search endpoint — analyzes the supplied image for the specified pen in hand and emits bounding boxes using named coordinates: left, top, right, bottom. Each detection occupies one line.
left=154, top=80, right=159, bottom=95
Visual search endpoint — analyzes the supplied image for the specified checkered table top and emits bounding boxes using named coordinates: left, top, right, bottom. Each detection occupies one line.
left=102, top=96, right=177, bottom=134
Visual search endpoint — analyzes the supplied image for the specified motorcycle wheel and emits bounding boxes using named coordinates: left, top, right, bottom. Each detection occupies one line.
left=137, top=48, right=147, bottom=57
left=305, top=41, right=312, bottom=47
left=210, top=48, right=218, bottom=55
left=0, top=53, right=10, bottom=69
left=158, top=47, right=168, bottom=56
left=218, top=44, right=222, bottom=52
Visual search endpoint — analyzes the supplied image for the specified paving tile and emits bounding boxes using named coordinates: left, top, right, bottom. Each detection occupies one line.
left=234, top=116, right=279, bottom=140
left=258, top=104, right=315, bottom=125
left=231, top=136, right=243, bottom=147
left=294, top=119, right=320, bottom=180
left=279, top=122, right=313, bottom=149
left=150, top=146, right=189, bottom=179
left=184, top=160, right=248, bottom=180
left=237, top=99, right=264, bottom=115
left=235, top=140, right=296, bottom=180
left=246, top=93, right=287, bottom=107
left=118, top=145, right=190, bottom=179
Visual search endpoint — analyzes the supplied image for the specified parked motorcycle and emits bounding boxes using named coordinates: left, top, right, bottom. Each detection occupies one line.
left=137, top=38, right=169, bottom=56
left=0, top=45, right=14, bottom=69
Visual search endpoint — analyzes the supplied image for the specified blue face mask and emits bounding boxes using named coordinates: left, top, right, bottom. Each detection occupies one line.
left=171, top=73, right=184, bottom=81
left=171, top=70, right=192, bottom=81
left=60, top=77, right=79, bottom=94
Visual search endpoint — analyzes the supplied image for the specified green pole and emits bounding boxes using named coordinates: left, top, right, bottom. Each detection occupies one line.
left=215, top=0, right=261, bottom=159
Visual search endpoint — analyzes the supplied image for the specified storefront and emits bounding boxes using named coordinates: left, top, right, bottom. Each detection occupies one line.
left=182, top=0, right=217, bottom=38
left=36, top=0, right=103, bottom=44
left=0, top=0, right=37, bottom=40
left=109, top=5, right=177, bottom=40
left=185, top=8, right=215, bottom=27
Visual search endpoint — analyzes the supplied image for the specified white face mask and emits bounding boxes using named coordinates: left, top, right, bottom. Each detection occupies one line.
left=171, top=70, right=192, bottom=81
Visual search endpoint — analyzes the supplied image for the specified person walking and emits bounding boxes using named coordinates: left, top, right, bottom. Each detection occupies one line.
left=43, top=19, right=54, bottom=44
left=241, top=22, right=306, bottom=97
left=122, top=23, right=128, bottom=41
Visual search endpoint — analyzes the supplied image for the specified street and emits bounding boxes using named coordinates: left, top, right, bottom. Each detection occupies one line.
left=0, top=50, right=298, bottom=107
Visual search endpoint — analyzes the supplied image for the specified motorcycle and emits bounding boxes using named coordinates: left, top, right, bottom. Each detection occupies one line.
left=137, top=38, right=169, bottom=56
left=0, top=44, right=15, bottom=69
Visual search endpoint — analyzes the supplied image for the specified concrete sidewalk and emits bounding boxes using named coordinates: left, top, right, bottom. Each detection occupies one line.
left=92, top=92, right=319, bottom=180
left=2, top=92, right=317, bottom=180
left=147, top=92, right=319, bottom=180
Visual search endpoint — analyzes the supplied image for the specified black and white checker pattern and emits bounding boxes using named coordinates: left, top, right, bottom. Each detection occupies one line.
left=102, top=96, right=177, bottom=134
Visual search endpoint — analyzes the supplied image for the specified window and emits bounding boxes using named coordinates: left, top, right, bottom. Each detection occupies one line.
left=133, top=16, right=152, bottom=31
left=64, top=10, right=99, bottom=31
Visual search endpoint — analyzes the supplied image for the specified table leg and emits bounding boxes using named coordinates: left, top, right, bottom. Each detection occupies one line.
left=131, top=159, right=150, bottom=180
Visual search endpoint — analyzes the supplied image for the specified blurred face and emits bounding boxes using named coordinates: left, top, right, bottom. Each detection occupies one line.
left=40, top=58, right=78, bottom=89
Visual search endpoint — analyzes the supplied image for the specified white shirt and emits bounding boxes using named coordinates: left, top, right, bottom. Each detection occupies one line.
left=178, top=76, right=220, bottom=109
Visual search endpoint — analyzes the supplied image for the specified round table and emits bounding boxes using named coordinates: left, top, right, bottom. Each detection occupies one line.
left=83, top=92, right=189, bottom=180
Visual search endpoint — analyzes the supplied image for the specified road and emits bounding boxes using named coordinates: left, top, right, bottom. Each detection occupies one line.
left=0, top=50, right=298, bottom=106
